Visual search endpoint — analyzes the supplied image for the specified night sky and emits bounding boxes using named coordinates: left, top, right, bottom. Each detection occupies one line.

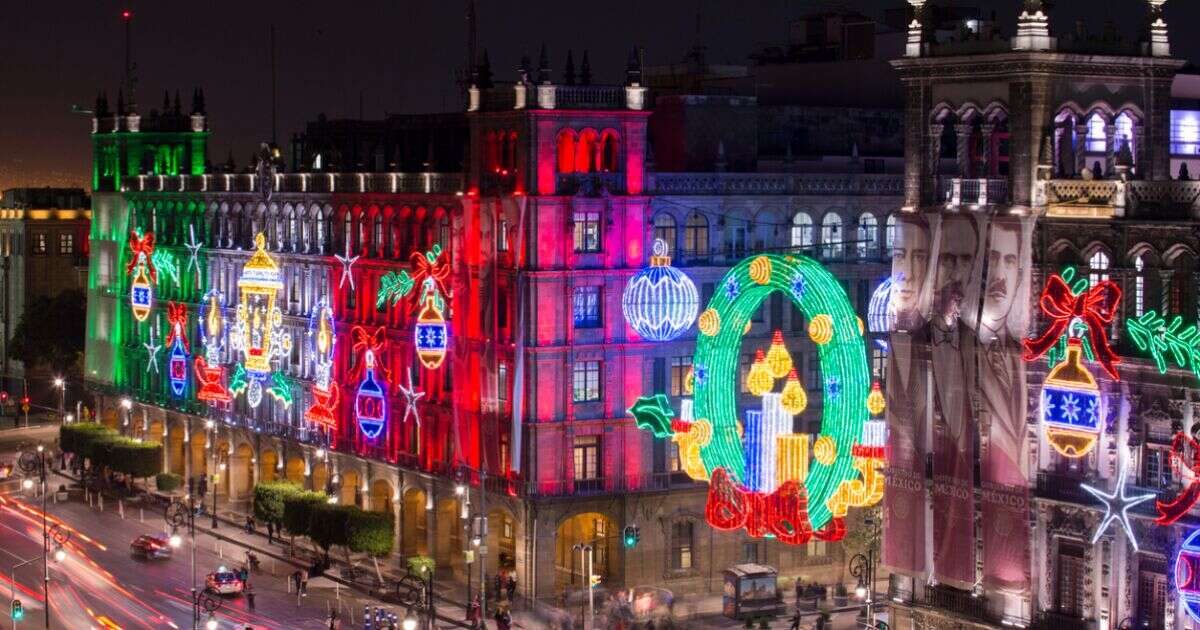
left=2, top=0, right=1195, bottom=192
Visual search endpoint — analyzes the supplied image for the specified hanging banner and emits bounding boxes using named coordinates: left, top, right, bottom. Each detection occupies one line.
left=882, top=214, right=933, bottom=575
left=929, top=212, right=987, bottom=589
left=971, top=215, right=1034, bottom=594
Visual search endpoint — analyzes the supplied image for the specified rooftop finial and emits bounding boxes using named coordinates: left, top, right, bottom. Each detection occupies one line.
left=564, top=49, right=576, bottom=85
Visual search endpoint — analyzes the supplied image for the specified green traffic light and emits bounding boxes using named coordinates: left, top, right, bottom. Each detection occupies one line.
left=11, top=599, right=23, bottom=620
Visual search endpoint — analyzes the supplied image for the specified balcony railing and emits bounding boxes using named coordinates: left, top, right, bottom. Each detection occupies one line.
left=651, top=173, right=904, bottom=196
left=915, top=585, right=998, bottom=625
left=554, top=85, right=626, bottom=110
left=555, top=172, right=625, bottom=196
left=1031, top=610, right=1093, bottom=630
left=943, top=177, right=1010, bottom=206
left=128, top=171, right=465, bottom=195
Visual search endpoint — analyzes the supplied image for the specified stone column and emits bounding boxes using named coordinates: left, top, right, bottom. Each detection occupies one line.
left=1148, top=0, right=1170, bottom=57
left=1104, top=124, right=1117, bottom=177
left=979, top=123, right=995, bottom=177
left=1132, top=124, right=1145, bottom=175
left=1074, top=124, right=1089, bottom=175
left=905, top=1, right=927, bottom=57
left=901, top=80, right=934, bottom=209
left=1149, top=79, right=1174, bottom=180
left=955, top=124, right=973, bottom=177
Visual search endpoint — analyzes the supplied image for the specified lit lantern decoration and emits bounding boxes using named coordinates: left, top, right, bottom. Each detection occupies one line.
left=780, top=370, right=807, bottom=415
left=629, top=252, right=869, bottom=545
left=228, top=233, right=293, bottom=408
left=127, top=230, right=157, bottom=322
left=808, top=314, right=833, bottom=345
left=165, top=302, right=190, bottom=397
left=1177, top=528, right=1200, bottom=625
left=1040, top=338, right=1102, bottom=458
left=745, top=349, right=773, bottom=396
left=865, top=382, right=886, bottom=416
left=765, top=330, right=793, bottom=378
left=377, top=244, right=452, bottom=371
left=621, top=239, right=700, bottom=342
left=304, top=299, right=340, bottom=429
left=351, top=326, right=389, bottom=440
left=194, top=289, right=231, bottom=404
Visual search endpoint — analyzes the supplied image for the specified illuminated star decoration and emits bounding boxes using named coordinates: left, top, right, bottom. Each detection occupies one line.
left=1080, top=456, right=1155, bottom=552
left=335, top=251, right=360, bottom=291
left=398, top=368, right=425, bottom=427
left=185, top=224, right=203, bottom=281
left=144, top=333, right=162, bottom=375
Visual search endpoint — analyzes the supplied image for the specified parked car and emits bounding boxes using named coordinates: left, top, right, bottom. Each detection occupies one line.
left=205, top=570, right=244, bottom=595
left=130, top=534, right=172, bottom=560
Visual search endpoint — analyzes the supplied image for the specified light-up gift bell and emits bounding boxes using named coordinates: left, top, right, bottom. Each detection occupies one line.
left=1040, top=335, right=1102, bottom=458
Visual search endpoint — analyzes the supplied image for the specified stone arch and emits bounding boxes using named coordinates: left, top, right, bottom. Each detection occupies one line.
left=402, top=487, right=429, bottom=558
left=312, top=459, right=331, bottom=495
left=599, top=128, right=620, bottom=172
left=231, top=442, right=254, bottom=501
left=339, top=467, right=361, bottom=507
left=555, top=511, right=618, bottom=591
left=166, top=421, right=185, bottom=476
left=369, top=478, right=394, bottom=513
left=284, top=454, right=305, bottom=485
left=556, top=128, right=578, bottom=173
left=259, top=447, right=279, bottom=483
left=486, top=506, right=518, bottom=578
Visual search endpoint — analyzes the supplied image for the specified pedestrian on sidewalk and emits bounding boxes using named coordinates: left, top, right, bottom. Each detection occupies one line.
left=245, top=583, right=256, bottom=612
left=326, top=608, right=339, bottom=629
left=506, top=574, right=517, bottom=603
left=300, top=567, right=309, bottom=596
left=267, top=520, right=275, bottom=544
left=493, top=603, right=512, bottom=630
left=197, top=473, right=208, bottom=498
left=245, top=515, right=255, bottom=535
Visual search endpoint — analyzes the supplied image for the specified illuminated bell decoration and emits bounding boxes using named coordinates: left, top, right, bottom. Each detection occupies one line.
left=866, top=382, right=886, bottom=416
left=414, top=292, right=449, bottom=370
left=808, top=314, right=833, bottom=345
left=621, top=239, right=699, bottom=342
left=765, top=330, right=793, bottom=378
left=745, top=349, right=774, bottom=396
left=1177, top=528, right=1200, bottom=625
left=780, top=370, right=807, bottom=415
left=355, top=348, right=388, bottom=440
left=1040, top=338, right=1102, bottom=458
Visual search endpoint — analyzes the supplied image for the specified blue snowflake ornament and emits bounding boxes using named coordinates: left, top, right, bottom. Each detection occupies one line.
left=724, top=276, right=741, bottom=301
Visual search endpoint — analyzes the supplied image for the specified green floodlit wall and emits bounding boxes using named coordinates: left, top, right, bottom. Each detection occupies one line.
left=84, top=193, right=131, bottom=387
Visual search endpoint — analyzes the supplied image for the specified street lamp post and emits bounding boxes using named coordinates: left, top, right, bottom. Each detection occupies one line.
left=52, top=378, right=64, bottom=423
left=212, top=460, right=225, bottom=529
left=16, top=447, right=69, bottom=630
left=166, top=496, right=205, bottom=630
left=572, top=543, right=594, bottom=630
left=849, top=515, right=880, bottom=629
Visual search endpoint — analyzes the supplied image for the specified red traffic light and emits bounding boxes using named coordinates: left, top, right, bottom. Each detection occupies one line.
left=121, top=10, right=132, bottom=20
left=20, top=397, right=29, bottom=405
left=0, top=391, right=8, bottom=402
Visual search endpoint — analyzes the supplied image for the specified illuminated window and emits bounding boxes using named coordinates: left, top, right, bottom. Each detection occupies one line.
left=856, top=213, right=878, bottom=259
left=572, top=285, right=602, bottom=329
left=557, top=129, right=577, bottom=173
left=683, top=214, right=709, bottom=257
left=572, top=435, right=601, bottom=480
left=1171, top=110, right=1200, bottom=156
left=669, top=356, right=692, bottom=396
left=572, top=360, right=602, bottom=402
left=667, top=441, right=682, bottom=472
left=671, top=521, right=694, bottom=570
left=576, top=129, right=599, bottom=173
left=1115, top=112, right=1135, bottom=157
left=58, top=233, right=74, bottom=255
left=1134, top=255, right=1146, bottom=317
left=373, top=214, right=384, bottom=257
left=1086, top=113, right=1107, bottom=153
left=600, top=131, right=620, bottom=172
left=653, top=214, right=676, bottom=252
left=821, top=213, right=843, bottom=259
left=885, top=214, right=897, bottom=253
left=1144, top=448, right=1173, bottom=488
left=573, top=210, right=601, bottom=253
left=1088, top=250, right=1110, bottom=286
left=872, top=346, right=886, bottom=382
left=498, top=361, right=508, bottom=402
left=498, top=220, right=509, bottom=252
left=32, top=232, right=46, bottom=255
left=791, top=212, right=814, bottom=249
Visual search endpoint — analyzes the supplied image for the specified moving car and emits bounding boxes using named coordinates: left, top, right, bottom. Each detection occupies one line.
left=205, top=569, right=244, bottom=595
left=129, top=534, right=172, bottom=559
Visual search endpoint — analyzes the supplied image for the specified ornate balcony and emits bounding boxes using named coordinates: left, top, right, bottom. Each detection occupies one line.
left=651, top=172, right=904, bottom=197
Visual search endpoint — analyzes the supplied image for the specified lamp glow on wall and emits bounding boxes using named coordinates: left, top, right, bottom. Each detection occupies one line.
left=622, top=238, right=699, bottom=342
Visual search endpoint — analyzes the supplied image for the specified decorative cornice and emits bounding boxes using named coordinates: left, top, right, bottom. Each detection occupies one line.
left=891, top=52, right=1184, bottom=81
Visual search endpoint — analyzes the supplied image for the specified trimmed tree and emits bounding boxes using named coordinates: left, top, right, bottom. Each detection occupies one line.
left=309, top=503, right=352, bottom=565
left=282, top=490, right=327, bottom=541
left=348, top=509, right=395, bottom=583
left=156, top=472, right=183, bottom=493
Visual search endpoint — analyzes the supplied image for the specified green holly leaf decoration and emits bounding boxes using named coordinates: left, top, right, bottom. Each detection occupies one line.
left=229, top=363, right=248, bottom=395
left=628, top=394, right=676, bottom=439
left=376, top=271, right=415, bottom=311
left=1127, top=310, right=1200, bottom=379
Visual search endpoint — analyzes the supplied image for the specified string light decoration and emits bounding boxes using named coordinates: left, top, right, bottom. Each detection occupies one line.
left=165, top=302, right=190, bottom=397
left=1127, top=309, right=1200, bottom=380
left=228, top=233, right=293, bottom=408
left=304, top=299, right=339, bottom=429
left=143, top=333, right=161, bottom=374
left=1176, top=528, right=1200, bottom=624
left=1155, top=431, right=1200, bottom=525
left=1080, top=455, right=1154, bottom=552
left=640, top=252, right=870, bottom=543
left=1023, top=270, right=1122, bottom=380
left=152, top=250, right=181, bottom=287
left=867, top=277, right=893, bottom=334
left=127, top=230, right=157, bottom=322
left=764, top=330, right=793, bottom=378
left=351, top=326, right=389, bottom=440
left=776, top=434, right=810, bottom=488
left=621, top=239, right=700, bottom=342
left=376, top=244, right=452, bottom=370
left=194, top=289, right=231, bottom=404
left=1040, top=337, right=1103, bottom=458
left=184, top=224, right=203, bottom=282
left=745, top=349, right=774, bottom=396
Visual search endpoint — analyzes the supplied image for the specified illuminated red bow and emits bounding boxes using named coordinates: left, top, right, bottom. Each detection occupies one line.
left=705, top=468, right=816, bottom=545
left=350, top=325, right=388, bottom=382
left=166, top=302, right=190, bottom=353
left=1155, top=431, right=1200, bottom=525
left=410, top=250, right=450, bottom=301
left=1022, top=274, right=1122, bottom=379
left=126, top=230, right=158, bottom=282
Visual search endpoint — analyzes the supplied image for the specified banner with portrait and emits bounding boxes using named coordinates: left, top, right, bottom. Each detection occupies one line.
left=969, top=215, right=1035, bottom=594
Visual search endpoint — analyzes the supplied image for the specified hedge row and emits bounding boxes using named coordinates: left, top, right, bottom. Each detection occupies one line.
left=251, top=481, right=394, bottom=558
left=60, top=423, right=162, bottom=479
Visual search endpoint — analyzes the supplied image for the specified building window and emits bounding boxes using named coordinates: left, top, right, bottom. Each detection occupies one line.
left=653, top=214, right=677, bottom=252
left=497, top=361, right=508, bottom=402
left=729, top=225, right=747, bottom=259
left=1055, top=541, right=1086, bottom=617
left=32, top=232, right=47, bottom=255
left=573, top=210, right=601, bottom=253
left=573, top=360, right=602, bottom=402
left=573, top=435, right=601, bottom=480
left=667, top=441, right=682, bottom=473
left=739, top=354, right=753, bottom=393
left=805, top=539, right=827, bottom=559
left=885, top=214, right=897, bottom=253
left=1144, top=448, right=1173, bottom=488
left=1137, top=568, right=1168, bottom=630
left=1086, top=113, right=1107, bottom=153
left=1171, top=110, right=1200, bottom=156
left=1088, top=250, right=1110, bottom=287
left=1134, top=255, right=1146, bottom=317
left=572, top=285, right=602, bottom=329
left=872, top=347, right=886, bottom=383
left=498, top=220, right=509, bottom=252
left=683, top=214, right=709, bottom=258
left=821, top=213, right=843, bottom=259
left=58, top=233, right=74, bottom=255
left=791, top=212, right=814, bottom=249
left=671, top=521, right=694, bottom=570
left=670, top=356, right=692, bottom=396
left=743, top=541, right=763, bottom=564
left=856, top=213, right=878, bottom=259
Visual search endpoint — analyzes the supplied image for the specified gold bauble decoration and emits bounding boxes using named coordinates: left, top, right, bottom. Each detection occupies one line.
left=813, top=436, right=837, bottom=465
left=765, top=330, right=793, bottom=378
left=748, top=256, right=772, bottom=285
left=780, top=370, right=808, bottom=415
left=808, top=314, right=834, bottom=345
left=698, top=308, right=721, bottom=336
left=866, top=382, right=886, bottom=416
left=745, top=349, right=774, bottom=397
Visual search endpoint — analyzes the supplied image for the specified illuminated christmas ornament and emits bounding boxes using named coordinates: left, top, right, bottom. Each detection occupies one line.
left=184, top=224, right=203, bottom=282
left=377, top=244, right=452, bottom=370
left=748, top=256, right=771, bottom=285
left=127, top=230, right=157, bottom=322
left=1023, top=271, right=1122, bottom=380
left=166, top=302, right=190, bottom=397
left=351, top=326, right=389, bottom=440
left=1040, top=338, right=1102, bottom=458
left=621, top=239, right=699, bottom=342
left=1177, top=528, right=1200, bottom=625
left=765, top=330, right=793, bottom=378
left=743, top=394, right=791, bottom=493
left=698, top=309, right=720, bottom=336
left=808, top=314, right=833, bottom=345
left=228, top=233, right=293, bottom=408
left=780, top=370, right=807, bottom=415
left=1080, top=456, right=1154, bottom=552
left=415, top=291, right=448, bottom=370
left=776, top=434, right=810, bottom=486
left=867, top=277, right=893, bottom=334
left=813, top=436, right=837, bottom=466
left=745, top=349, right=773, bottom=396
left=865, top=382, right=885, bottom=416
left=194, top=289, right=231, bottom=404
left=304, top=299, right=339, bottom=429
left=143, top=334, right=161, bottom=375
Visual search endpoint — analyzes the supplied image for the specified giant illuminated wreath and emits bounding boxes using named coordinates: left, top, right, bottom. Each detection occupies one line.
left=630, top=253, right=875, bottom=543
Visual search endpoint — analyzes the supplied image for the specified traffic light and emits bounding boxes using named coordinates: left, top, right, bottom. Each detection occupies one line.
left=622, top=524, right=640, bottom=548
left=10, top=599, right=22, bottom=621
left=0, top=391, right=8, bottom=403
